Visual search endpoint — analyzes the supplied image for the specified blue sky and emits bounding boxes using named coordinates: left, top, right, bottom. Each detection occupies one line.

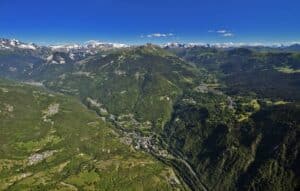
left=0, top=0, right=299, bottom=45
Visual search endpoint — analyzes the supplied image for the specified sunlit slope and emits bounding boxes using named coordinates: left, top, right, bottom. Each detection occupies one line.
left=0, top=79, right=184, bottom=191
left=46, top=45, right=204, bottom=130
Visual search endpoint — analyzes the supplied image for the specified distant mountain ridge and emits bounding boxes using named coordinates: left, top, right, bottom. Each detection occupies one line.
left=1, top=38, right=300, bottom=52
left=0, top=38, right=38, bottom=50
left=0, top=38, right=129, bottom=56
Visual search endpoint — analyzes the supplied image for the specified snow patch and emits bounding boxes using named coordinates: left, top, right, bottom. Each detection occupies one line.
left=18, top=44, right=36, bottom=50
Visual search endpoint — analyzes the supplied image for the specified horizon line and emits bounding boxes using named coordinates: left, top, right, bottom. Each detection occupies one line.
left=1, top=37, right=300, bottom=47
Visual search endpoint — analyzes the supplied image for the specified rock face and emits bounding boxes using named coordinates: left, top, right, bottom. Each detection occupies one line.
left=42, top=103, right=59, bottom=124
left=28, top=150, right=57, bottom=165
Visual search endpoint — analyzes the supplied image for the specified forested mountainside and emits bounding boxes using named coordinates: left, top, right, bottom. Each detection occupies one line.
left=167, top=46, right=300, bottom=101
left=0, top=39, right=299, bottom=190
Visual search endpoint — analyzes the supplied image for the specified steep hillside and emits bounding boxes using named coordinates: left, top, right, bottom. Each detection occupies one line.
left=44, top=45, right=205, bottom=131
left=168, top=47, right=300, bottom=101
left=163, top=91, right=300, bottom=190
left=0, top=50, right=45, bottom=80
left=0, top=79, right=185, bottom=190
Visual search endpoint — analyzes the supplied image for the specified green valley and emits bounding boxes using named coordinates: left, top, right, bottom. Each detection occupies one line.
left=0, top=79, right=185, bottom=190
left=0, top=39, right=299, bottom=191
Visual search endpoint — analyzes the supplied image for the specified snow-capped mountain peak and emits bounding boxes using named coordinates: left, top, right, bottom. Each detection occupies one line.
left=162, top=42, right=206, bottom=48
left=0, top=38, right=37, bottom=50
left=85, top=40, right=129, bottom=49
left=49, top=44, right=82, bottom=51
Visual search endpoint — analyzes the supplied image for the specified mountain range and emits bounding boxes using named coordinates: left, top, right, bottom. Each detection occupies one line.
left=0, top=38, right=299, bottom=191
